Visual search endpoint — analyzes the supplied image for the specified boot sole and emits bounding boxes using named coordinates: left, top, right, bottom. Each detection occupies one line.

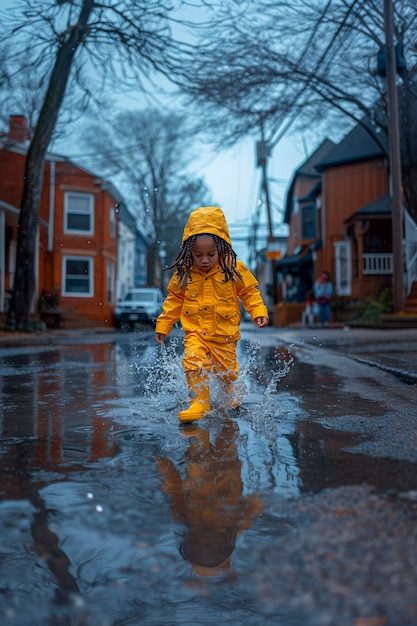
left=178, top=412, right=205, bottom=423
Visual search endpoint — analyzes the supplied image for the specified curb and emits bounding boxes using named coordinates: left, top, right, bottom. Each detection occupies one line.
left=348, top=355, right=417, bottom=386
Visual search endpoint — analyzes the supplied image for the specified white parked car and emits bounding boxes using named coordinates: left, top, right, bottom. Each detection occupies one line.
left=115, top=288, right=164, bottom=329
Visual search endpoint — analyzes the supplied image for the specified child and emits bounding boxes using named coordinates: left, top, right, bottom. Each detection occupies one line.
left=314, top=270, right=333, bottom=327
left=155, top=206, right=269, bottom=423
left=302, top=289, right=316, bottom=328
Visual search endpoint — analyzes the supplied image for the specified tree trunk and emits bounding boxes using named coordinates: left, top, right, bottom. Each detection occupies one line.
left=7, top=0, right=94, bottom=330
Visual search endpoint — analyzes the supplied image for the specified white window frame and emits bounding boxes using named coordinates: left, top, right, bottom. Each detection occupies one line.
left=62, top=256, right=93, bottom=297
left=334, top=240, right=352, bottom=296
left=64, top=192, right=94, bottom=235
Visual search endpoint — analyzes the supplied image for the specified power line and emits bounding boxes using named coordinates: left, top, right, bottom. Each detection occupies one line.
left=270, top=0, right=364, bottom=147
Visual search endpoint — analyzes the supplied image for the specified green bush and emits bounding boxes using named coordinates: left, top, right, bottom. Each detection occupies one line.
left=350, top=288, right=393, bottom=322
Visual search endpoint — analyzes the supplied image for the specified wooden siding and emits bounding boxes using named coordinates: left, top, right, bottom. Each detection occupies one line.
left=321, top=158, right=389, bottom=301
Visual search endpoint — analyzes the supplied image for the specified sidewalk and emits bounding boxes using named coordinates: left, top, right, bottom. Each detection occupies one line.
left=0, top=326, right=118, bottom=348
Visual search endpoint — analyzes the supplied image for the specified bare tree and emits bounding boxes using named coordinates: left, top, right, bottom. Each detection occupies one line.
left=0, top=0, right=197, bottom=330
left=81, top=108, right=211, bottom=283
left=179, top=0, right=417, bottom=218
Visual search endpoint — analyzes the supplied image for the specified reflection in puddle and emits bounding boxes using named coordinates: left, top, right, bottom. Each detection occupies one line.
left=156, top=419, right=263, bottom=579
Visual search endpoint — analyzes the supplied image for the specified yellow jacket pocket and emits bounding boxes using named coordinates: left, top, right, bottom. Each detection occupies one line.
left=181, top=302, right=201, bottom=332
left=215, top=306, right=239, bottom=338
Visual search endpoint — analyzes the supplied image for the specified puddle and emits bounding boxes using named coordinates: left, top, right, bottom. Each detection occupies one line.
left=0, top=336, right=416, bottom=625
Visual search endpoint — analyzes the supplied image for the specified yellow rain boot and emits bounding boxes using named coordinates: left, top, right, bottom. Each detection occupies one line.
left=179, top=372, right=210, bottom=423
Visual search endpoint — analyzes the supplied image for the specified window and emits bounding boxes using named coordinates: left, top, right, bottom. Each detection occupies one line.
left=334, top=241, right=351, bottom=296
left=64, top=192, right=94, bottom=234
left=302, top=204, right=316, bottom=239
left=63, top=256, right=93, bottom=296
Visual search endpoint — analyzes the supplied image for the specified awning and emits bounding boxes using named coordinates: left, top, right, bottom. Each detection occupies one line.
left=344, top=193, right=391, bottom=226
left=275, top=241, right=321, bottom=271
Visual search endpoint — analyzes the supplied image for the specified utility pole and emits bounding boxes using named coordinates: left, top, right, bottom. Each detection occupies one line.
left=256, top=122, right=278, bottom=314
left=384, top=0, right=405, bottom=312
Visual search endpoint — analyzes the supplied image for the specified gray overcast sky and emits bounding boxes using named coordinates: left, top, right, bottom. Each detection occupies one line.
left=3, top=0, right=309, bottom=263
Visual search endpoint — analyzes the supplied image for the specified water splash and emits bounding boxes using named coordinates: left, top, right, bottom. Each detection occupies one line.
left=134, top=337, right=187, bottom=410
left=236, top=336, right=295, bottom=432
left=261, top=346, right=295, bottom=419
left=130, top=334, right=295, bottom=423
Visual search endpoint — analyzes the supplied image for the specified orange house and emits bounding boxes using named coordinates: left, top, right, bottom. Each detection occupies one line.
left=0, top=115, right=119, bottom=327
left=273, top=120, right=410, bottom=326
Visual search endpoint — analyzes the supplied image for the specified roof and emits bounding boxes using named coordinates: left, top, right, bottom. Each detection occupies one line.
left=298, top=181, right=322, bottom=203
left=315, top=120, right=388, bottom=171
left=0, top=136, right=127, bottom=206
left=344, top=193, right=391, bottom=224
left=294, top=139, right=336, bottom=176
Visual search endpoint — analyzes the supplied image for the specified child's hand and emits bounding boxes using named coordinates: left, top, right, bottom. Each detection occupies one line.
left=155, top=332, right=166, bottom=344
left=254, top=317, right=268, bottom=328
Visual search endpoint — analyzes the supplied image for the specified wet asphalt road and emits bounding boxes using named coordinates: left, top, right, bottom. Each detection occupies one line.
left=284, top=325, right=417, bottom=385
left=0, top=323, right=417, bottom=626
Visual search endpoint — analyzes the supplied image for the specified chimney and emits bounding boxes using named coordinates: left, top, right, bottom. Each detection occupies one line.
left=8, top=115, right=28, bottom=143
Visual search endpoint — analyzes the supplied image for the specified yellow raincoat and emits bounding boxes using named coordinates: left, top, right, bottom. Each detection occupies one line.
left=157, top=259, right=267, bottom=341
left=155, top=206, right=269, bottom=376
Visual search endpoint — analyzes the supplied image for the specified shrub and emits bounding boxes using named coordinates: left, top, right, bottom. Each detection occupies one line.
left=350, top=287, right=393, bottom=322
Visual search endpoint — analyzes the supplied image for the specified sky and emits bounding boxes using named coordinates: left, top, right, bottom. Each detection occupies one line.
left=194, top=135, right=306, bottom=229
left=2, top=0, right=314, bottom=265
left=80, top=85, right=310, bottom=266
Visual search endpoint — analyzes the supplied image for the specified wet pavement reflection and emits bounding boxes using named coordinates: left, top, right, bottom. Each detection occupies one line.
left=156, top=419, right=263, bottom=579
left=1, top=331, right=417, bottom=625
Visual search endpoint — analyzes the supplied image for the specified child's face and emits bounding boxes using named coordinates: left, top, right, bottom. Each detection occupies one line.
left=191, top=235, right=219, bottom=272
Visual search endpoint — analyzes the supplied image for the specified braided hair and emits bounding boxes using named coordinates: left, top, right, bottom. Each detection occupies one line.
left=164, top=233, right=242, bottom=290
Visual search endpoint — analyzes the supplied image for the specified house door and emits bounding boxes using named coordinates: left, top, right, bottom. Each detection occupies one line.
left=334, top=240, right=352, bottom=296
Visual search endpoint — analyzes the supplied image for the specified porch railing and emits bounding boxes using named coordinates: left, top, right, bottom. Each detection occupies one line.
left=404, top=209, right=417, bottom=295
left=363, top=253, right=393, bottom=274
